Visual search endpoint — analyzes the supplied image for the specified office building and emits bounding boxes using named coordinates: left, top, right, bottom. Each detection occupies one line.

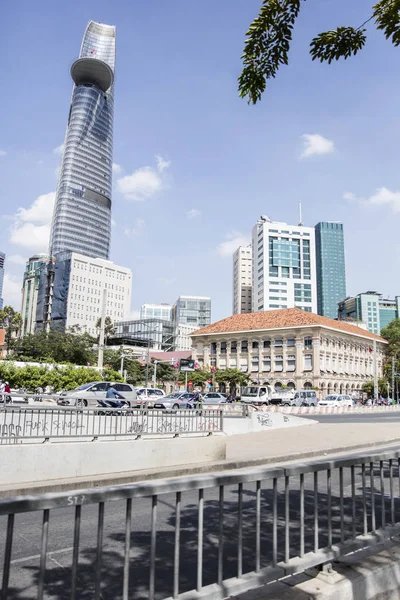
left=233, top=245, right=252, bottom=314
left=49, top=21, right=116, bottom=259
left=20, top=254, right=50, bottom=336
left=172, top=295, right=211, bottom=328
left=140, top=303, right=172, bottom=321
left=338, top=292, right=400, bottom=335
left=36, top=252, right=131, bottom=334
left=174, top=322, right=198, bottom=351
left=251, top=216, right=317, bottom=313
left=191, top=308, right=386, bottom=396
left=114, top=318, right=175, bottom=352
left=315, top=222, right=346, bottom=319
left=0, top=252, right=5, bottom=309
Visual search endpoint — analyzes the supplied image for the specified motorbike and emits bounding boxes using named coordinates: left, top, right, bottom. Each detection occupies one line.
left=96, top=398, right=132, bottom=415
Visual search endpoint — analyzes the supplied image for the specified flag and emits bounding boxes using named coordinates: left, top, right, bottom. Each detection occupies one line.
left=90, top=49, right=95, bottom=55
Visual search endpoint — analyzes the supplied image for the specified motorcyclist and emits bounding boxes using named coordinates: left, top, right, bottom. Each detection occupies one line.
left=106, top=386, right=125, bottom=400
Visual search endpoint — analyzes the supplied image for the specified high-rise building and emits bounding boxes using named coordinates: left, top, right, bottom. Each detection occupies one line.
left=315, top=222, right=346, bottom=319
left=49, top=21, right=116, bottom=259
left=251, top=216, right=317, bottom=313
left=20, top=254, right=50, bottom=336
left=0, top=252, right=5, bottom=309
left=140, top=303, right=172, bottom=321
left=172, top=296, right=211, bottom=329
left=338, top=292, right=400, bottom=334
left=233, top=245, right=252, bottom=314
left=35, top=252, right=131, bottom=334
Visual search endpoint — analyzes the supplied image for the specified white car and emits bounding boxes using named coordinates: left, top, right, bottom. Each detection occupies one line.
left=57, top=382, right=137, bottom=408
left=134, top=387, right=165, bottom=408
left=319, top=394, right=353, bottom=407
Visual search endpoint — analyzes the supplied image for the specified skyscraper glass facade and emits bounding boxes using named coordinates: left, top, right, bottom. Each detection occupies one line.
left=172, top=296, right=211, bottom=328
left=338, top=292, right=400, bottom=334
left=315, top=222, right=346, bottom=319
left=49, top=21, right=116, bottom=259
left=0, top=252, right=4, bottom=309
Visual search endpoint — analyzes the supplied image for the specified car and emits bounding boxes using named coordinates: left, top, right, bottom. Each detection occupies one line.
left=57, top=382, right=137, bottom=408
left=282, top=390, right=318, bottom=407
left=134, top=387, right=165, bottom=408
left=319, top=394, right=353, bottom=407
left=202, top=392, right=227, bottom=405
left=153, top=392, right=198, bottom=410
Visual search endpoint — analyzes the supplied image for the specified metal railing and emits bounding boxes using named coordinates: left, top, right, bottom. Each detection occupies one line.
left=0, top=406, right=224, bottom=443
left=1, top=445, right=400, bottom=599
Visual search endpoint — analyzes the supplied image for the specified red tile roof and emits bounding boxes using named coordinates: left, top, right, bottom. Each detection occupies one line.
left=191, top=308, right=386, bottom=342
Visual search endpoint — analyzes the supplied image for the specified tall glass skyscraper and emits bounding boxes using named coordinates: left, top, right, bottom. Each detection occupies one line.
left=315, top=222, right=346, bottom=319
left=0, top=252, right=5, bottom=309
left=49, top=21, right=116, bottom=259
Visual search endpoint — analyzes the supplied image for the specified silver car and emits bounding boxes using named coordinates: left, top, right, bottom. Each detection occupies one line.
left=154, top=392, right=197, bottom=410
left=57, top=382, right=137, bottom=408
left=202, top=392, right=227, bottom=405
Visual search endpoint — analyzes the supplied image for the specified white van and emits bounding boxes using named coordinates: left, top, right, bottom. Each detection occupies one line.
left=282, top=389, right=317, bottom=407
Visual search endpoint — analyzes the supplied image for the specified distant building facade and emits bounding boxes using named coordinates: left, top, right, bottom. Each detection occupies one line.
left=0, top=252, right=4, bottom=309
left=315, top=222, right=346, bottom=319
left=114, top=318, right=175, bottom=352
left=191, top=308, right=386, bottom=395
left=140, top=303, right=172, bottom=321
left=21, top=254, right=50, bottom=337
left=251, top=216, right=317, bottom=313
left=172, top=296, right=211, bottom=329
left=174, top=322, right=198, bottom=351
left=338, top=292, right=400, bottom=334
left=233, top=245, right=252, bottom=314
left=35, top=252, right=131, bottom=334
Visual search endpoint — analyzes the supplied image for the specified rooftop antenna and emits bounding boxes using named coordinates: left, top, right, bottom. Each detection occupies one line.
left=298, top=201, right=303, bottom=226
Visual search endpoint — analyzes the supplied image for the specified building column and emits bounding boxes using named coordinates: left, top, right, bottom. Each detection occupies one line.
left=295, top=338, right=303, bottom=387
left=312, top=336, right=321, bottom=379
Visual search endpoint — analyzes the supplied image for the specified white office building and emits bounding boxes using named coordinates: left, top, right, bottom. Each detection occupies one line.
left=252, top=216, right=317, bottom=313
left=233, top=245, right=252, bottom=314
left=36, top=252, right=132, bottom=334
left=174, top=322, right=198, bottom=351
left=140, top=303, right=172, bottom=321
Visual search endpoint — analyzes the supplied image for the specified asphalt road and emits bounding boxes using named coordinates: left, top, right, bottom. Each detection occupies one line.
left=1, top=460, right=398, bottom=600
left=303, top=412, right=400, bottom=424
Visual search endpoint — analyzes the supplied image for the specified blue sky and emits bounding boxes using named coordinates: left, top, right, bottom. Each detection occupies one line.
left=1, top=0, right=400, bottom=321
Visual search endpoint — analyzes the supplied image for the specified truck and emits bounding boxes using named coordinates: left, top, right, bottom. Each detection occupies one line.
left=240, top=385, right=295, bottom=406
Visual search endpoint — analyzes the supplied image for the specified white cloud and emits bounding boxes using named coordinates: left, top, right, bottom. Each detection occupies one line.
left=217, top=231, right=251, bottom=258
left=156, top=155, right=171, bottom=173
left=2, top=273, right=22, bottom=309
left=124, top=218, right=146, bottom=237
left=186, top=208, right=201, bottom=219
left=7, top=254, right=27, bottom=266
left=9, top=192, right=55, bottom=253
left=111, top=218, right=117, bottom=228
left=300, top=134, right=335, bottom=158
left=112, top=163, right=122, bottom=175
left=117, top=155, right=170, bottom=202
left=53, top=144, right=64, bottom=155
left=345, top=187, right=400, bottom=213
left=0, top=149, right=6, bottom=157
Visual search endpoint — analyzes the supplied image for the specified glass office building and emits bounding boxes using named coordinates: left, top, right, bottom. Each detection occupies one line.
left=315, top=222, right=346, bottom=319
left=338, top=292, right=400, bottom=334
left=172, top=296, right=211, bottom=328
left=21, top=254, right=50, bottom=336
left=49, top=21, right=116, bottom=259
left=0, top=252, right=5, bottom=309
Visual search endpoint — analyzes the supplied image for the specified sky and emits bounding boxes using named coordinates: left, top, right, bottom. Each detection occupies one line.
left=1, top=0, right=400, bottom=322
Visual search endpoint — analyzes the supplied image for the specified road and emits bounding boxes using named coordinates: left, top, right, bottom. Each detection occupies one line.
left=1, top=454, right=398, bottom=599
left=303, top=412, right=400, bottom=424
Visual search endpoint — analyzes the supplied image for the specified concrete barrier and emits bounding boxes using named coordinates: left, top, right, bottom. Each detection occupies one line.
left=0, top=435, right=226, bottom=486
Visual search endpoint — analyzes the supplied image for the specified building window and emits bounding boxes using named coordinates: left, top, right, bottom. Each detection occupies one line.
left=287, top=356, right=296, bottom=372
left=251, top=357, right=259, bottom=372
left=274, top=355, right=283, bottom=371
left=304, top=337, right=312, bottom=349
left=230, top=341, right=237, bottom=353
left=220, top=342, right=227, bottom=354
left=274, top=338, right=283, bottom=347
left=241, top=341, right=248, bottom=352
left=263, top=339, right=271, bottom=349
left=262, top=357, right=271, bottom=372
left=252, top=340, right=259, bottom=349
left=210, top=342, right=217, bottom=354
left=287, top=338, right=295, bottom=347
left=304, top=354, right=313, bottom=371
left=240, top=359, right=248, bottom=372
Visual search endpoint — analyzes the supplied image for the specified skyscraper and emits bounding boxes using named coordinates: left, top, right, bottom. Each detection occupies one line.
left=251, top=216, right=317, bottom=313
left=315, top=222, right=346, bottom=319
left=20, top=254, right=50, bottom=336
left=232, top=245, right=252, bottom=314
left=172, top=296, right=211, bottom=329
left=49, top=21, right=116, bottom=259
left=0, top=252, right=5, bottom=309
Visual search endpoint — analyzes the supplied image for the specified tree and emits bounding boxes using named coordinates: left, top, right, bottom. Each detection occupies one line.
left=153, top=361, right=175, bottom=387
left=0, top=306, right=22, bottom=353
left=215, top=368, right=250, bottom=392
left=362, top=378, right=388, bottom=397
left=239, top=0, right=400, bottom=104
left=96, top=316, right=115, bottom=344
left=12, top=328, right=96, bottom=365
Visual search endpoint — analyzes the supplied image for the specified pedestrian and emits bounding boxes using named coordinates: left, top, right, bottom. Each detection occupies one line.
left=4, top=381, right=11, bottom=404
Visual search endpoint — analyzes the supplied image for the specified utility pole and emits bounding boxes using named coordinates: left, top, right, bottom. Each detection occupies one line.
left=392, top=355, right=395, bottom=402
left=145, top=338, right=150, bottom=387
left=373, top=339, right=378, bottom=401
left=97, top=288, right=107, bottom=371
left=153, top=360, right=158, bottom=387
left=120, top=352, right=126, bottom=378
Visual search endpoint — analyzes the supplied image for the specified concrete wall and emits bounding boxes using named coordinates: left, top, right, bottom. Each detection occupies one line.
left=0, top=436, right=226, bottom=486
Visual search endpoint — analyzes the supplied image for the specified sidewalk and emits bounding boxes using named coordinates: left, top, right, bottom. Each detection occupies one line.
left=2, top=421, right=400, bottom=498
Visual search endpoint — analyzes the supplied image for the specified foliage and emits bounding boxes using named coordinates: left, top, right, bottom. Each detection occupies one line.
left=154, top=361, right=175, bottom=385
left=239, top=0, right=400, bottom=103
left=362, top=377, right=388, bottom=397
left=214, top=368, right=250, bottom=389
left=11, top=329, right=96, bottom=365
left=0, top=306, right=22, bottom=353
left=95, top=316, right=115, bottom=343
left=381, top=318, right=400, bottom=357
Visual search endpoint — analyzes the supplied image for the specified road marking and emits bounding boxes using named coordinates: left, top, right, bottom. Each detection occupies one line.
left=10, top=546, right=74, bottom=565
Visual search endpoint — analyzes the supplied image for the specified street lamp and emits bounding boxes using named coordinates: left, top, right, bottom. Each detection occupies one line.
left=120, top=352, right=126, bottom=380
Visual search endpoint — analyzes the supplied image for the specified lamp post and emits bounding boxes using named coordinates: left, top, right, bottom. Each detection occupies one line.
left=153, top=360, right=158, bottom=387
left=120, top=352, right=126, bottom=379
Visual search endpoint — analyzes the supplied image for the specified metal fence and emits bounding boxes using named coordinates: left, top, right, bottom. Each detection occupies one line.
left=0, top=406, right=224, bottom=443
left=1, top=445, right=400, bottom=599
